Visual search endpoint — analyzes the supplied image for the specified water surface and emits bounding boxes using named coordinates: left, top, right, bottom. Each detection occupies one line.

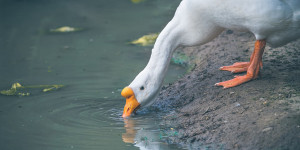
left=0, top=0, right=185, bottom=149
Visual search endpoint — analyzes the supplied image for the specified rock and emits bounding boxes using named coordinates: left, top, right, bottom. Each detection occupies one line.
left=262, top=127, right=273, bottom=132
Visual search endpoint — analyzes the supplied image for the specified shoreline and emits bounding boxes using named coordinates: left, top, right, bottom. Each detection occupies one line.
left=154, top=30, right=300, bottom=149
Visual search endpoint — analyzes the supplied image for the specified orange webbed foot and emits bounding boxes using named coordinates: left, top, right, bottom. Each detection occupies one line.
left=215, top=74, right=253, bottom=89
left=219, top=62, right=250, bottom=73
left=216, top=40, right=266, bottom=89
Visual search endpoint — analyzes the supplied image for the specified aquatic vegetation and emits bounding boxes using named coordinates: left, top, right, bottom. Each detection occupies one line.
left=42, top=85, right=64, bottom=92
left=0, top=82, right=64, bottom=96
left=12, top=82, right=22, bottom=89
left=129, top=33, right=159, bottom=46
left=131, top=0, right=145, bottom=4
left=49, top=26, right=82, bottom=33
left=0, top=83, right=27, bottom=96
left=171, top=52, right=190, bottom=66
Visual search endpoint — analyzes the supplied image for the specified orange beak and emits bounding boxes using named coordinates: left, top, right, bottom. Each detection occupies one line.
left=121, top=87, right=140, bottom=118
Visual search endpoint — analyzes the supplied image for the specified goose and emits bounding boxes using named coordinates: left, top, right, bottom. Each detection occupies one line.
left=121, top=0, right=300, bottom=117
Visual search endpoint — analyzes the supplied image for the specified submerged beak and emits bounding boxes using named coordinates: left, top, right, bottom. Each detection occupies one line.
left=121, top=87, right=140, bottom=118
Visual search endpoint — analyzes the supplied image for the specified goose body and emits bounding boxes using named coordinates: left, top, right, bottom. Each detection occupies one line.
left=121, top=0, right=300, bottom=117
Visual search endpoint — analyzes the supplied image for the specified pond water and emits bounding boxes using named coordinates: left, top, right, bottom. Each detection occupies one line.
left=0, top=0, right=186, bottom=149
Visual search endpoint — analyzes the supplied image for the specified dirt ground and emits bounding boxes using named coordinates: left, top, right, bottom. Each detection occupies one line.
left=153, top=31, right=300, bottom=150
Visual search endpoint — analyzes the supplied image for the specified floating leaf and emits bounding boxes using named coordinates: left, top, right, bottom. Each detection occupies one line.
left=1, top=87, right=17, bottom=96
left=131, top=0, right=145, bottom=4
left=0, top=83, right=64, bottom=96
left=129, top=33, right=159, bottom=46
left=50, top=26, right=82, bottom=33
left=0, top=82, right=22, bottom=96
left=42, top=85, right=64, bottom=92
left=12, top=82, right=22, bottom=89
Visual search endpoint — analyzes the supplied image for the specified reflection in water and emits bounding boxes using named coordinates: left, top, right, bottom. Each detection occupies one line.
left=122, top=116, right=184, bottom=150
left=123, top=118, right=136, bottom=144
left=123, top=118, right=162, bottom=150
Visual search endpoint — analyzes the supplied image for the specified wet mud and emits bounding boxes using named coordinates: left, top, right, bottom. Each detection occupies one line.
left=153, top=31, right=300, bottom=150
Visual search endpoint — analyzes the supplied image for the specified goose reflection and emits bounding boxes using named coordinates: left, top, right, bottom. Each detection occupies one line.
left=122, top=117, right=171, bottom=150
left=122, top=118, right=136, bottom=144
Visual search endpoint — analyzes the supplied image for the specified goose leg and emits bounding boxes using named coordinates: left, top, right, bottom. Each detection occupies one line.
left=216, top=40, right=266, bottom=88
left=219, top=43, right=264, bottom=73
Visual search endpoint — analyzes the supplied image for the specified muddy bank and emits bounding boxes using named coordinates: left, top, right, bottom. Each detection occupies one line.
left=153, top=31, right=300, bottom=149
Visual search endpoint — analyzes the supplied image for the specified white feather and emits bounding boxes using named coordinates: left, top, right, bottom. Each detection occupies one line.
left=128, top=0, right=300, bottom=106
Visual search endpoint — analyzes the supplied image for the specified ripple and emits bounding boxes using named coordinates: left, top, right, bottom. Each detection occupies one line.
left=46, top=98, right=123, bottom=131
left=7, top=95, right=127, bottom=149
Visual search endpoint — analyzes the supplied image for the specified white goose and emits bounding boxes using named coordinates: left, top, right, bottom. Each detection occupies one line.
left=121, top=0, right=300, bottom=117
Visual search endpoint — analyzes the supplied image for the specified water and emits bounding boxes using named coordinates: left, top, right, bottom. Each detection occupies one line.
left=0, top=0, right=186, bottom=149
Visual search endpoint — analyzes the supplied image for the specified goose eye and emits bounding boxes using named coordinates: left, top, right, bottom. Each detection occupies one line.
left=140, top=86, right=144, bottom=90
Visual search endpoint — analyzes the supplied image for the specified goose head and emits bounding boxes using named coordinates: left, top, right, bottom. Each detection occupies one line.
left=122, top=69, right=161, bottom=117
